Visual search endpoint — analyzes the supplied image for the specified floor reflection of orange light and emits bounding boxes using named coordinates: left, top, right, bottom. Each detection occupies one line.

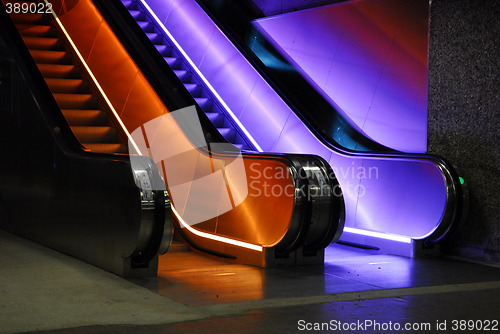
left=172, top=206, right=263, bottom=252
left=157, top=251, right=265, bottom=305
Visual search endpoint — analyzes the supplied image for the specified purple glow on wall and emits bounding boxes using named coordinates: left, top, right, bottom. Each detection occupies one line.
left=254, top=0, right=430, bottom=153
left=142, top=0, right=448, bottom=240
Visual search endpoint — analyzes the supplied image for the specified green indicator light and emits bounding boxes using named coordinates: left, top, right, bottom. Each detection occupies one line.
left=459, top=177, right=465, bottom=185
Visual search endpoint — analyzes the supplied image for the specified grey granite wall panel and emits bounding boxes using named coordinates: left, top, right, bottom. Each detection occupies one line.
left=428, top=0, right=499, bottom=263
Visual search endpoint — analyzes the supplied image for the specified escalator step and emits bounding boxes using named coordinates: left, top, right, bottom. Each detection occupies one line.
left=83, top=143, right=127, bottom=154
left=155, top=44, right=171, bottom=56
left=184, top=83, right=201, bottom=96
left=30, top=49, right=72, bottom=64
left=218, top=128, right=236, bottom=142
left=37, top=64, right=81, bottom=78
left=16, top=24, right=56, bottom=37
left=22, top=36, right=64, bottom=50
left=164, top=57, right=180, bottom=68
left=194, top=97, right=212, bottom=110
left=121, top=0, right=137, bottom=10
left=174, top=70, right=191, bottom=83
left=45, top=78, right=89, bottom=94
left=53, top=93, right=98, bottom=109
left=71, top=126, right=119, bottom=143
left=206, top=112, right=223, bottom=127
left=62, top=109, right=108, bottom=126
left=128, top=10, right=145, bottom=20
left=9, top=13, right=48, bottom=24
left=137, top=21, right=154, bottom=32
left=146, top=33, right=162, bottom=44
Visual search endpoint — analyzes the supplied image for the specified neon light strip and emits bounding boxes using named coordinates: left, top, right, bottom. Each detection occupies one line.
left=139, top=0, right=263, bottom=152
left=172, top=206, right=263, bottom=252
left=47, top=2, right=142, bottom=155
left=343, top=227, right=413, bottom=244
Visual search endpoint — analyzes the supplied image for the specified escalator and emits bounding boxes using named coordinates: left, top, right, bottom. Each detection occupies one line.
left=0, top=0, right=345, bottom=269
left=0, top=3, right=171, bottom=277
left=10, top=12, right=127, bottom=154
left=117, top=0, right=468, bottom=254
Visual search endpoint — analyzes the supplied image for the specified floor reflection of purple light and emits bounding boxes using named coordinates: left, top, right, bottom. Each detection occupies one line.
left=324, top=245, right=414, bottom=294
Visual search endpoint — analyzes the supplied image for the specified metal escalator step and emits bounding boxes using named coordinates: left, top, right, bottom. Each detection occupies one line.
left=30, top=49, right=72, bottom=64
left=45, top=78, right=89, bottom=94
left=146, top=33, right=162, bottom=44
left=155, top=44, right=171, bottom=56
left=206, top=112, right=223, bottom=127
left=82, top=143, right=127, bottom=154
left=164, top=57, right=180, bottom=68
left=22, top=36, right=64, bottom=50
left=128, top=10, right=145, bottom=20
left=53, top=93, right=98, bottom=109
left=194, top=97, right=212, bottom=110
left=174, top=70, right=191, bottom=83
left=71, top=126, right=118, bottom=143
left=37, top=64, right=80, bottom=79
left=9, top=13, right=48, bottom=24
left=218, top=128, right=236, bottom=142
left=184, top=83, right=201, bottom=96
left=121, top=0, right=137, bottom=10
left=62, top=109, right=108, bottom=126
left=16, top=24, right=56, bottom=37
left=137, top=21, right=154, bottom=32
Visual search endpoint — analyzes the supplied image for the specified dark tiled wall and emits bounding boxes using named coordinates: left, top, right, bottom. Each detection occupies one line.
left=428, top=0, right=500, bottom=263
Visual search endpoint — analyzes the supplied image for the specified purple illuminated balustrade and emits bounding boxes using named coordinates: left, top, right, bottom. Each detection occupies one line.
left=255, top=0, right=429, bottom=153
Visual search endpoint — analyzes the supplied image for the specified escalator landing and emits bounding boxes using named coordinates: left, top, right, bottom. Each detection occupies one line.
left=2, top=231, right=500, bottom=333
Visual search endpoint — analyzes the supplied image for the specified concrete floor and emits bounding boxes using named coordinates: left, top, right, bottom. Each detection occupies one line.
left=1, top=230, right=499, bottom=334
